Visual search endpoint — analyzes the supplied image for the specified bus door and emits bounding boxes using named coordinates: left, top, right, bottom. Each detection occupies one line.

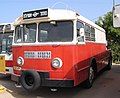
left=76, top=21, right=87, bottom=82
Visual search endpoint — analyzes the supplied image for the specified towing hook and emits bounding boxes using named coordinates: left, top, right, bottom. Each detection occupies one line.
left=15, top=82, right=22, bottom=88
left=50, top=88, right=58, bottom=92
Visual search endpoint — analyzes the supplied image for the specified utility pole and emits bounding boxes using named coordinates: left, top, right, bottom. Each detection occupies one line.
left=113, top=0, right=115, bottom=7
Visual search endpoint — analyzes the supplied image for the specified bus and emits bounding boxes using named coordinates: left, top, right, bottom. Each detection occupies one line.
left=11, top=8, right=112, bottom=91
left=0, top=23, right=14, bottom=74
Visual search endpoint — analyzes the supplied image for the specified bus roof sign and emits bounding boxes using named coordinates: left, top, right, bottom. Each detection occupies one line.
left=23, top=9, right=48, bottom=20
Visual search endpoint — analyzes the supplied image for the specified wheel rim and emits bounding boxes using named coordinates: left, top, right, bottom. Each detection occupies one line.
left=25, top=75, right=34, bottom=86
left=89, top=67, right=94, bottom=84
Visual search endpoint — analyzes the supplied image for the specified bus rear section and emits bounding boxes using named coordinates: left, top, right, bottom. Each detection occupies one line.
left=0, top=23, right=14, bottom=74
left=11, top=8, right=112, bottom=91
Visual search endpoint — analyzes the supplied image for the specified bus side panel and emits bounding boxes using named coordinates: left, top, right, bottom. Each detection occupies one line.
left=74, top=42, right=109, bottom=86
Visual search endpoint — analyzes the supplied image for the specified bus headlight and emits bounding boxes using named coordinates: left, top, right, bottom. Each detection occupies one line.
left=52, top=58, right=63, bottom=68
left=17, top=57, right=24, bottom=66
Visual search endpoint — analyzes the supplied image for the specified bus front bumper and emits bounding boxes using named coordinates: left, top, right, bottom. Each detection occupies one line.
left=11, top=72, right=74, bottom=87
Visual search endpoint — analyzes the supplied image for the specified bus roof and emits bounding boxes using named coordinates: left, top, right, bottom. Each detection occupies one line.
left=0, top=23, right=14, bottom=33
left=14, top=8, right=105, bottom=32
left=78, top=15, right=105, bottom=32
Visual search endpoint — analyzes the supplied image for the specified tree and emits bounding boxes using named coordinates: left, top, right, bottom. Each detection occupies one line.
left=95, top=12, right=120, bottom=63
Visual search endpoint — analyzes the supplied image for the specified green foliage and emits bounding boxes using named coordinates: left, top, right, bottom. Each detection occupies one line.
left=95, top=12, right=120, bottom=63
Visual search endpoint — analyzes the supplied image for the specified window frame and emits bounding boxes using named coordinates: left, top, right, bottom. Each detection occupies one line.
left=85, top=24, right=91, bottom=41
left=14, top=23, right=37, bottom=43
left=38, top=20, right=74, bottom=42
left=76, top=21, right=85, bottom=42
left=90, top=27, right=95, bottom=41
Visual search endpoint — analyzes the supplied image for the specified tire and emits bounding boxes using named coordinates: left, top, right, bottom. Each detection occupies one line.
left=82, top=66, right=95, bottom=89
left=106, top=56, right=112, bottom=70
left=20, top=70, right=41, bottom=91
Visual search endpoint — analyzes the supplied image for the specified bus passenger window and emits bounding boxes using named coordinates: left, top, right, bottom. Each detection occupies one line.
left=91, top=27, right=95, bottom=41
left=85, top=24, right=91, bottom=41
left=77, top=21, right=84, bottom=42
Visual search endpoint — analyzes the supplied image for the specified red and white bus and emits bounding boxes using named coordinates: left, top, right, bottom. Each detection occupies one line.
left=11, top=8, right=112, bottom=91
left=0, top=23, right=14, bottom=74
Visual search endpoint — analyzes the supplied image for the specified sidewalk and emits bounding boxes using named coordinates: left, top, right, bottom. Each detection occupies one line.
left=0, top=85, right=14, bottom=98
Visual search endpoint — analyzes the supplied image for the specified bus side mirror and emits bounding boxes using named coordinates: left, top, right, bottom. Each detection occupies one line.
left=79, top=28, right=85, bottom=36
left=77, top=28, right=85, bottom=42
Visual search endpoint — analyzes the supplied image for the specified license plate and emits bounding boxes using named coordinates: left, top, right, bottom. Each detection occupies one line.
left=0, top=56, right=5, bottom=73
left=24, top=51, right=51, bottom=59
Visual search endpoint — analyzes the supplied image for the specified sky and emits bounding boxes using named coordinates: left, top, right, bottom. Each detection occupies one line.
left=0, top=0, right=120, bottom=23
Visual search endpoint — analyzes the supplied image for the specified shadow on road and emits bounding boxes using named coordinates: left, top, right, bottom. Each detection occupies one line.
left=0, top=74, right=11, bottom=80
left=0, top=64, right=120, bottom=98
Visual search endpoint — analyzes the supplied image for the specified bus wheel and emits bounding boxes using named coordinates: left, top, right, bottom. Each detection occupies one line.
left=20, top=70, right=41, bottom=91
left=82, top=66, right=95, bottom=89
left=106, top=56, right=112, bottom=70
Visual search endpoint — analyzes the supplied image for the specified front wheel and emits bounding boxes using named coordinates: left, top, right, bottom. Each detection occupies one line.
left=82, top=66, right=95, bottom=89
left=20, top=70, right=41, bottom=91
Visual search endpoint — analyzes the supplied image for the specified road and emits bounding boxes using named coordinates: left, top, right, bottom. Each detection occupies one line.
left=0, top=64, right=120, bottom=98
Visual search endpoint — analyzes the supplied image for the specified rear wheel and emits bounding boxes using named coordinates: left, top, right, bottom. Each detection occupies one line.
left=20, top=70, right=41, bottom=91
left=106, top=56, right=112, bottom=70
left=82, top=66, right=95, bottom=89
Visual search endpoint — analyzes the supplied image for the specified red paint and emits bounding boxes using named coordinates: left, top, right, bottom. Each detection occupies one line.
left=12, top=42, right=110, bottom=86
left=6, top=60, right=13, bottom=67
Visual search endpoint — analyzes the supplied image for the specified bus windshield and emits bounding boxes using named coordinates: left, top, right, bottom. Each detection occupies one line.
left=15, top=23, right=36, bottom=43
left=38, top=21, right=73, bottom=42
left=0, top=32, right=13, bottom=53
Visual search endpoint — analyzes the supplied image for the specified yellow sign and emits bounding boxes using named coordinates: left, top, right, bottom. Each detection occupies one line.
left=0, top=56, right=5, bottom=73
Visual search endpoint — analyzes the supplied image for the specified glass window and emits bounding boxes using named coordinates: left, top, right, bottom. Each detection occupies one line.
left=15, top=26, right=23, bottom=43
left=77, top=22, right=84, bottom=29
left=90, top=27, right=95, bottom=41
left=15, top=24, right=37, bottom=43
left=85, top=24, right=91, bottom=41
left=0, top=32, right=13, bottom=53
left=38, top=21, right=73, bottom=42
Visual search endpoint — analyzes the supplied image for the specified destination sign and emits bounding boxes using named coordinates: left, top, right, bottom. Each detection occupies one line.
left=23, top=9, right=48, bottom=19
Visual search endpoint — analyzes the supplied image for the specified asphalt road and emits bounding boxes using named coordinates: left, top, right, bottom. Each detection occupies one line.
left=0, top=64, right=120, bottom=98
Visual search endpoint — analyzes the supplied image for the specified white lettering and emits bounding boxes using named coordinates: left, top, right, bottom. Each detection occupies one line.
left=40, top=11, right=47, bottom=16
left=23, top=13, right=32, bottom=18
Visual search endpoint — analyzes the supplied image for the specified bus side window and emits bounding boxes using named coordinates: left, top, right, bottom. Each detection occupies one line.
left=85, top=24, right=91, bottom=41
left=91, top=27, right=95, bottom=41
left=77, top=21, right=85, bottom=42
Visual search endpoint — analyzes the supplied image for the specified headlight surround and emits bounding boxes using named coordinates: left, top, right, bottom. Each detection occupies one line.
left=17, top=57, right=24, bottom=66
left=52, top=58, right=63, bottom=68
